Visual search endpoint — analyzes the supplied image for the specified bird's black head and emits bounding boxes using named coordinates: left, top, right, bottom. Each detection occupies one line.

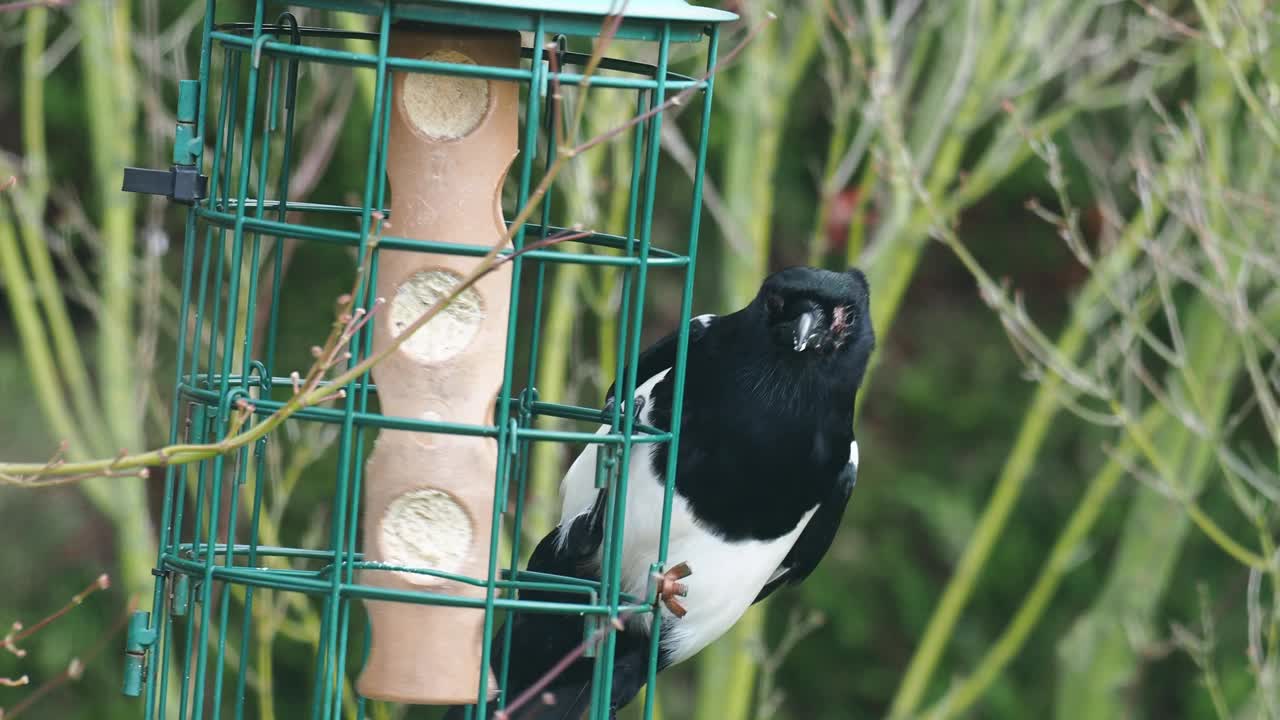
left=755, top=266, right=874, bottom=376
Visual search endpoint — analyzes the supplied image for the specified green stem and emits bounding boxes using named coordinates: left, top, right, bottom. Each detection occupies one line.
left=1055, top=293, right=1249, bottom=719
left=693, top=604, right=763, bottom=720
left=337, top=11, right=377, bottom=112
left=887, top=179, right=1164, bottom=720
left=1191, top=0, right=1280, bottom=150
left=0, top=208, right=90, bottom=454
left=1119, top=405, right=1267, bottom=569
left=12, top=7, right=110, bottom=457
left=806, top=96, right=853, bottom=267
left=77, top=0, right=140, bottom=452
left=528, top=263, right=586, bottom=543
left=718, top=2, right=821, bottom=306
left=922, top=409, right=1165, bottom=720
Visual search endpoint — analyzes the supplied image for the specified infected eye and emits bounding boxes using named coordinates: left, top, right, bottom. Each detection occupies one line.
left=832, top=305, right=855, bottom=331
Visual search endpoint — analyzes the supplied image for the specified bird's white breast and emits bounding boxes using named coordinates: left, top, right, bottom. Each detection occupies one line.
left=555, top=367, right=817, bottom=666
left=653, top=506, right=815, bottom=665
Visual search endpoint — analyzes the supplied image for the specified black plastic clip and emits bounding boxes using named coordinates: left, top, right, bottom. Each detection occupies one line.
left=122, top=79, right=206, bottom=205
left=121, top=165, right=207, bottom=205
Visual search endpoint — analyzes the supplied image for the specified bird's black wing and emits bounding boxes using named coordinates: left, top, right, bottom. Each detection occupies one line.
left=603, top=314, right=716, bottom=412
left=752, top=452, right=857, bottom=605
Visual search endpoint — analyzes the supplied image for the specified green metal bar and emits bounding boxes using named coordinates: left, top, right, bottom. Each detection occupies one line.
left=588, top=74, right=657, bottom=720
left=172, top=544, right=638, bottom=595
left=177, top=544, right=346, bottom=560
left=164, top=562, right=629, bottom=603
left=318, top=5, right=392, bottom=718
left=597, top=23, right=670, bottom=720
left=645, top=25, right=720, bottom=719
left=201, top=46, right=244, bottom=392
left=210, top=437, right=251, bottom=717
left=163, top=558, right=655, bottom=614
left=214, top=21, right=376, bottom=40
left=477, top=17, right=545, bottom=716
left=177, top=382, right=673, bottom=443
left=210, top=31, right=704, bottom=90
left=238, top=54, right=280, bottom=382
left=151, top=212, right=198, bottom=720
left=229, top=27, right=291, bottom=716
left=170, top=118, right=226, bottom=720
left=181, top=375, right=666, bottom=426
left=263, top=13, right=302, bottom=376
left=334, top=14, right=394, bottom=715
left=498, top=33, right=565, bottom=702
left=232, top=435, right=269, bottom=720
left=176, top=408, right=212, bottom=720
left=585, top=76, right=652, bottom=715
left=230, top=28, right=300, bottom=709
left=148, top=25, right=216, bottom=717
left=219, top=199, right=369, bottom=214
left=211, top=27, right=700, bottom=83
left=147, top=0, right=216, bottom=702
left=184, top=46, right=234, bottom=395
left=249, top=0, right=718, bottom=43
left=193, top=0, right=266, bottom=714
left=199, top=41, right=247, bottom=394
left=195, top=207, right=691, bottom=264
left=207, top=58, right=282, bottom=713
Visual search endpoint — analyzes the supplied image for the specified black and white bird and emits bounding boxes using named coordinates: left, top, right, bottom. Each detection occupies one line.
left=446, top=265, right=874, bottom=720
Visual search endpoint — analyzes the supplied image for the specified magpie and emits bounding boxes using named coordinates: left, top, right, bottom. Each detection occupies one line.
left=444, top=265, right=874, bottom=720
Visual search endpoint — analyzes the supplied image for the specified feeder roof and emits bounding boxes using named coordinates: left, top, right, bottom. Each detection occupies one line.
left=429, top=0, right=737, bottom=22
left=287, top=1, right=739, bottom=42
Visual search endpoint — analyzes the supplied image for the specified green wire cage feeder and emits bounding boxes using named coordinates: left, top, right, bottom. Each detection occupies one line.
left=119, top=1, right=736, bottom=719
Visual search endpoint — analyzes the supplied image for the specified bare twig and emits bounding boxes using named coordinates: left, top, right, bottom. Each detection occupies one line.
left=494, top=614, right=631, bottom=720
left=659, top=122, right=748, bottom=253
left=754, top=608, right=825, bottom=720
left=1134, top=0, right=1203, bottom=39
left=570, top=13, right=774, bottom=159
left=0, top=596, right=135, bottom=720
left=3, top=574, right=110, bottom=658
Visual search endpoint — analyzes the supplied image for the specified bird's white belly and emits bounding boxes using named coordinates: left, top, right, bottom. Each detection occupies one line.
left=557, top=367, right=815, bottom=667
left=565, top=439, right=814, bottom=667
left=645, top=506, right=813, bottom=665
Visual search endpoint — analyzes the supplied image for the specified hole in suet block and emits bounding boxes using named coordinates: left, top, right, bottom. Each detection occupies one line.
left=402, top=49, right=490, bottom=141
left=380, top=487, right=474, bottom=584
left=390, top=268, right=485, bottom=363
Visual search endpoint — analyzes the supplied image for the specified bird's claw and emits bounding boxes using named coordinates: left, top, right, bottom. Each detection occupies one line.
left=602, top=394, right=647, bottom=423
left=655, top=561, right=692, bottom=618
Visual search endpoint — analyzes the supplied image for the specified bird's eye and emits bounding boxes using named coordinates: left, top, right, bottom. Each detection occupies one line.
left=766, top=293, right=783, bottom=314
left=832, top=305, right=856, bottom=330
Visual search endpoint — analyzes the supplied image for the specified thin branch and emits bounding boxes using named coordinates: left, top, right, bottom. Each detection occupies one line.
left=570, top=12, right=776, bottom=158
left=3, top=574, right=110, bottom=657
left=0, top=597, right=135, bottom=720
left=659, top=122, right=748, bottom=254
left=495, top=615, right=630, bottom=720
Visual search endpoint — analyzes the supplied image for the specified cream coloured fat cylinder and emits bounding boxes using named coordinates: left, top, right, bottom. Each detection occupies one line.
left=355, top=25, right=519, bottom=705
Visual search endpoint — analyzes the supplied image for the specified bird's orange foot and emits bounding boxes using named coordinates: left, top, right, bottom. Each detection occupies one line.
left=655, top=561, right=691, bottom=618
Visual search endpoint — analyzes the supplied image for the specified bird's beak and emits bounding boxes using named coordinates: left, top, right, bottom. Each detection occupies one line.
left=793, top=310, right=821, bottom=352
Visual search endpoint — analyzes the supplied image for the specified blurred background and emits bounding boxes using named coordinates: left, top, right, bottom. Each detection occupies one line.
left=1, top=1, right=1278, bottom=719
